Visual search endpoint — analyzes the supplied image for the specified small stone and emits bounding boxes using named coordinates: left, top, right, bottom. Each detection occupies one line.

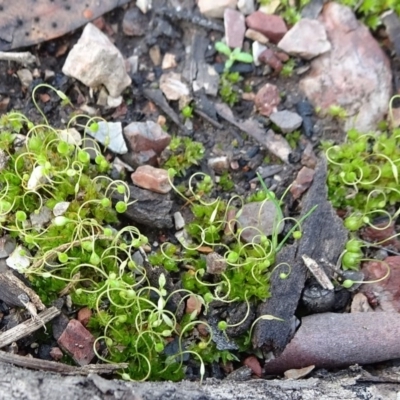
left=197, top=0, right=237, bottom=19
left=77, top=307, right=92, bottom=327
left=186, top=295, right=203, bottom=316
left=284, top=365, right=315, bottom=379
left=160, top=72, right=190, bottom=101
left=351, top=293, right=373, bottom=313
left=17, top=68, right=33, bottom=87
left=131, top=165, right=171, bottom=194
left=30, top=206, right=52, bottom=229
left=86, top=121, right=128, bottom=155
left=58, top=128, right=82, bottom=146
left=162, top=53, right=177, bottom=70
left=57, top=319, right=96, bottom=366
left=173, top=211, right=185, bottom=231
left=242, top=92, right=255, bottom=101
left=136, top=0, right=152, bottom=14
left=301, top=143, right=318, bottom=169
left=237, top=0, right=255, bottom=15
left=149, top=45, right=162, bottom=66
left=122, top=7, right=148, bottom=36
left=193, top=63, right=220, bottom=96
left=252, top=41, right=268, bottom=67
left=0, top=97, right=10, bottom=112
left=290, top=167, right=315, bottom=199
left=224, top=9, right=246, bottom=49
left=207, top=156, right=230, bottom=174
left=258, top=0, right=280, bottom=14
left=206, top=252, right=227, bottom=275
left=49, top=347, right=63, bottom=361
left=6, top=246, right=32, bottom=272
left=243, top=355, right=262, bottom=377
left=270, top=110, right=303, bottom=133
left=53, top=202, right=70, bottom=217
left=124, top=121, right=171, bottom=155
left=278, top=19, right=331, bottom=60
left=44, top=69, right=55, bottom=81
left=237, top=201, right=284, bottom=243
left=245, top=29, right=269, bottom=45
left=62, top=23, right=131, bottom=97
left=258, top=48, right=283, bottom=73
left=245, top=11, right=287, bottom=44
left=127, top=55, right=139, bottom=74
left=254, top=83, right=280, bottom=116
left=107, top=95, right=123, bottom=108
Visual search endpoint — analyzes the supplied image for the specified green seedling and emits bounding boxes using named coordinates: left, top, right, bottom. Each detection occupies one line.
left=214, top=42, right=253, bottom=72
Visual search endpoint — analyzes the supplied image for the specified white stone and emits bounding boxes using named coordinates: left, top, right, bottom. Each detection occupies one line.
left=197, top=0, right=237, bottom=19
left=62, top=23, right=131, bottom=97
left=160, top=72, right=190, bottom=101
left=86, top=121, right=128, bottom=155
left=107, top=95, right=123, bottom=108
left=6, top=246, right=32, bottom=272
left=27, top=166, right=46, bottom=191
left=173, top=212, right=185, bottom=231
left=237, top=0, right=255, bottom=15
left=162, top=53, right=177, bottom=70
left=278, top=19, right=331, bottom=60
left=136, top=0, right=152, bottom=14
left=53, top=202, right=70, bottom=217
left=58, top=128, right=82, bottom=146
left=252, top=41, right=267, bottom=66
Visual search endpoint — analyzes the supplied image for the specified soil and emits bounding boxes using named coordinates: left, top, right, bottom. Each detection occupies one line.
left=0, top=0, right=398, bottom=395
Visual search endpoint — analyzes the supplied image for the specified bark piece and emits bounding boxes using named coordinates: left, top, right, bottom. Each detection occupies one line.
left=264, top=312, right=400, bottom=374
left=252, top=158, right=347, bottom=354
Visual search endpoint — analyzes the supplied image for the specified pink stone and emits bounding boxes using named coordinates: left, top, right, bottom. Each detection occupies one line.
left=185, top=295, right=203, bottom=316
left=290, top=167, right=315, bottom=200
left=254, top=83, right=280, bottom=116
left=57, top=319, right=96, bottom=366
left=245, top=11, right=287, bottom=44
left=224, top=9, right=246, bottom=49
left=49, top=347, right=63, bottom=361
left=123, top=121, right=171, bottom=155
left=77, top=307, right=92, bottom=327
left=258, top=48, right=282, bottom=73
left=243, top=355, right=262, bottom=377
left=131, top=165, right=171, bottom=194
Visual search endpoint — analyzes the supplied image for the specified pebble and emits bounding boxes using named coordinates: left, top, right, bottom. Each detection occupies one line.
left=49, top=347, right=63, bottom=361
left=258, top=48, right=283, bottom=73
left=136, top=0, right=152, bottom=14
left=77, top=307, right=92, bottom=327
left=301, top=143, right=318, bottom=169
left=264, top=130, right=292, bottom=163
left=207, top=156, right=230, bottom=174
left=270, top=110, right=303, bottom=133
left=255, top=165, right=283, bottom=179
left=149, top=45, right=161, bottom=66
left=62, top=23, right=131, bottom=97
left=252, top=41, right=268, bottom=66
left=131, top=165, right=172, bottom=194
left=277, top=19, right=331, bottom=60
left=254, top=83, right=280, bottom=116
left=123, top=120, right=171, bottom=155
left=237, top=201, right=284, bottom=243
left=290, top=166, right=315, bottom=199
left=57, top=319, right=96, bottom=366
left=351, top=293, right=373, bottom=313
left=30, top=206, right=52, bottom=229
left=159, top=72, right=190, bottom=101
left=107, top=95, right=123, bottom=108
left=197, top=0, right=237, bottom=19
left=185, top=295, right=203, bottom=316
left=173, top=211, right=185, bottom=231
left=122, top=7, right=148, bottom=36
left=243, top=355, right=262, bottom=377
left=17, top=68, right=33, bottom=87
left=284, top=365, right=315, bottom=380
left=237, top=0, right=255, bottom=15
left=300, top=3, right=392, bottom=132
left=86, top=121, right=128, bottom=155
left=245, top=29, right=269, bottom=45
left=224, top=8, right=246, bottom=49
left=245, top=11, right=287, bottom=44
left=206, top=252, right=227, bottom=275
left=162, top=53, right=177, bottom=70
left=6, top=245, right=32, bottom=272
left=58, top=128, right=82, bottom=146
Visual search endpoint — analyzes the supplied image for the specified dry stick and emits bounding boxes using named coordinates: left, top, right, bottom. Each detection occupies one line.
left=0, top=351, right=128, bottom=375
left=0, top=51, right=37, bottom=65
left=0, top=306, right=60, bottom=348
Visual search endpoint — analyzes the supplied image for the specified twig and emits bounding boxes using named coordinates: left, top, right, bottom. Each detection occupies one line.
left=302, top=255, right=334, bottom=290
left=194, top=109, right=223, bottom=129
left=0, top=351, right=128, bottom=375
left=0, top=307, right=60, bottom=348
left=0, top=51, right=37, bottom=65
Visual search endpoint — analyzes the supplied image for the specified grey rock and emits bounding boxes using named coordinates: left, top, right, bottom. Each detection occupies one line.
left=160, top=72, right=190, bottom=101
left=122, top=7, right=148, bottom=36
left=30, top=206, right=52, bottom=229
left=237, top=200, right=284, bottom=243
left=270, top=110, right=303, bottom=133
left=382, top=10, right=400, bottom=57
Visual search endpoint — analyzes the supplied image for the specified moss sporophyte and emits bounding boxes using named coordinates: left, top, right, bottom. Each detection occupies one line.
left=0, top=85, right=323, bottom=382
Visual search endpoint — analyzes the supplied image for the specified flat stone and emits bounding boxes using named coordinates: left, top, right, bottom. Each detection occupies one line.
left=237, top=201, right=284, bottom=243
left=86, top=121, right=127, bottom=155
left=277, top=19, right=331, bottom=60
left=270, top=110, right=303, bottom=133
left=351, top=292, right=373, bottom=313
left=17, top=68, right=33, bottom=87
left=197, top=0, right=237, bottom=19
left=254, top=83, right=280, bottom=116
left=62, top=23, right=131, bottom=97
left=162, top=53, right=177, bottom=70
left=252, top=41, right=267, bottom=67
left=57, top=319, right=96, bottom=366
left=284, top=365, right=315, bottom=380
left=258, top=48, right=282, bottom=73
left=290, top=167, right=315, bottom=200
left=299, top=3, right=392, bottom=132
left=30, top=206, right=52, bottom=229
left=301, top=142, right=318, bottom=169
left=245, top=29, right=269, bottom=45
left=224, top=9, right=246, bottom=49
left=160, top=72, right=190, bottom=101
left=122, top=7, right=148, bottom=36
left=245, top=11, right=287, bottom=44
left=237, top=0, right=255, bottom=15
left=123, top=121, right=171, bottom=155
left=206, top=252, right=227, bottom=275
left=131, top=165, right=172, bottom=194
left=122, top=149, right=158, bottom=168
left=193, top=63, right=220, bottom=97
left=149, top=45, right=161, bottom=66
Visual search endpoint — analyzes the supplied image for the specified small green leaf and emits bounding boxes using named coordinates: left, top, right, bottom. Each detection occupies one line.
left=233, top=52, right=253, bottom=64
left=215, top=41, right=232, bottom=56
